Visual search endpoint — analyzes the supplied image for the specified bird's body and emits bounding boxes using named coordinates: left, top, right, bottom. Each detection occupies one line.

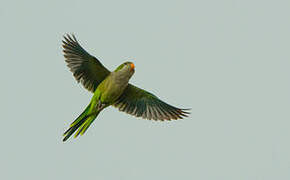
left=62, top=34, right=189, bottom=141
left=98, top=64, right=133, bottom=104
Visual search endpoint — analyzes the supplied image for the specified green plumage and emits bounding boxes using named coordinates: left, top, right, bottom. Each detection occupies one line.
left=62, top=34, right=189, bottom=141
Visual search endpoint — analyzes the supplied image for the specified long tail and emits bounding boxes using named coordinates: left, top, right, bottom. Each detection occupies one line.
left=63, top=103, right=101, bottom=142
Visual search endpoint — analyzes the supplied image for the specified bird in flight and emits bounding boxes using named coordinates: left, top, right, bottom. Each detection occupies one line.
left=62, top=34, right=189, bottom=141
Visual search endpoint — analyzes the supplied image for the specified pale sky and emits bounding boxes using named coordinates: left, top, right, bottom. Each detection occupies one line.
left=1, top=0, right=290, bottom=179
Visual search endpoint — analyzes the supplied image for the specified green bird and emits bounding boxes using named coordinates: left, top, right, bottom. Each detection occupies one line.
left=62, top=34, right=189, bottom=141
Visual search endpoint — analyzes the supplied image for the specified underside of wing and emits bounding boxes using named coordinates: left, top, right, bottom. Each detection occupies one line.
left=113, top=84, right=190, bottom=121
left=62, top=34, right=110, bottom=92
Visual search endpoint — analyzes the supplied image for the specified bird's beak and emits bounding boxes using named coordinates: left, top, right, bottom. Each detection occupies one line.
left=130, top=63, right=135, bottom=71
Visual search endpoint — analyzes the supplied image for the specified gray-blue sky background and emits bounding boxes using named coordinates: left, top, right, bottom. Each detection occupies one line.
left=1, top=0, right=290, bottom=179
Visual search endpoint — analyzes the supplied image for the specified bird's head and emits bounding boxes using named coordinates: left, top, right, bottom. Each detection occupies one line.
left=114, top=61, right=135, bottom=79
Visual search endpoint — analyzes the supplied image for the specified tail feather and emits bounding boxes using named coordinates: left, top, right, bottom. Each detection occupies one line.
left=73, top=112, right=99, bottom=138
left=80, top=111, right=100, bottom=135
left=63, top=104, right=101, bottom=142
left=63, top=115, right=87, bottom=142
left=69, top=104, right=90, bottom=128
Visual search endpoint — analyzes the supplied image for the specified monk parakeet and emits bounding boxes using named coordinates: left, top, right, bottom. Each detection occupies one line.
left=62, top=34, right=189, bottom=141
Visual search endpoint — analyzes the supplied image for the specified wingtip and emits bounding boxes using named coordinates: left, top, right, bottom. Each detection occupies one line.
left=63, top=33, right=77, bottom=42
left=181, top=108, right=191, bottom=114
left=62, top=33, right=69, bottom=40
left=62, top=136, right=68, bottom=142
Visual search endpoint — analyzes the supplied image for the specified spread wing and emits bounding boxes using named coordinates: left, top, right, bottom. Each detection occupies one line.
left=62, top=34, right=110, bottom=92
left=113, top=84, right=190, bottom=121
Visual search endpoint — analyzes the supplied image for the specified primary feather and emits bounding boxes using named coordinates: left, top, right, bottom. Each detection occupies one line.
left=113, top=84, right=189, bottom=121
left=62, top=34, right=110, bottom=92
